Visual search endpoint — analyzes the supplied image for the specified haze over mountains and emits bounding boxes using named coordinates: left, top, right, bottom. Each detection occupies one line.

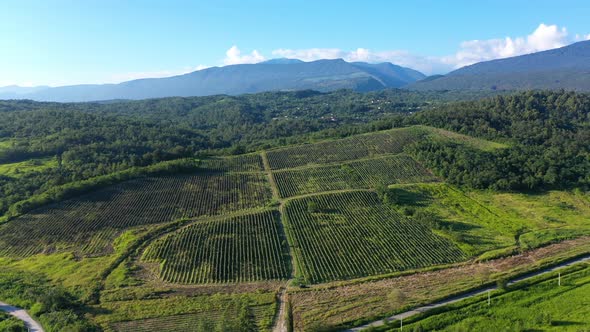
left=0, top=59, right=425, bottom=102
left=3, top=40, right=590, bottom=102
left=410, top=40, right=590, bottom=91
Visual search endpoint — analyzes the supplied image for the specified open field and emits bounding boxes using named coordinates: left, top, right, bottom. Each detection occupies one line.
left=388, top=183, right=590, bottom=256
left=0, top=172, right=272, bottom=257
left=142, top=210, right=290, bottom=284
left=0, top=157, right=57, bottom=178
left=283, top=191, right=465, bottom=283
left=94, top=292, right=277, bottom=332
left=399, top=262, right=590, bottom=331
left=288, top=237, right=590, bottom=331
left=272, top=154, right=437, bottom=198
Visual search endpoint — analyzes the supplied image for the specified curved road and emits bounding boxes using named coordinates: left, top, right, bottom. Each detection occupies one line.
left=0, top=301, right=44, bottom=332
left=345, top=255, right=590, bottom=331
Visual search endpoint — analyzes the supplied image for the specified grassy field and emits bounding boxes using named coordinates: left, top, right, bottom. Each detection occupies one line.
left=399, top=262, right=590, bottom=331
left=0, top=312, right=26, bottom=332
left=0, top=157, right=57, bottom=177
left=94, top=292, right=278, bottom=332
left=142, top=210, right=291, bottom=284
left=283, top=191, right=465, bottom=283
left=272, top=154, right=438, bottom=198
left=387, top=183, right=590, bottom=256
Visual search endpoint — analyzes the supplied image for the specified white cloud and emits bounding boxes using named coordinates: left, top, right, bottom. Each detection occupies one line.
left=107, top=65, right=209, bottom=83
left=223, top=45, right=265, bottom=65
left=269, top=23, right=587, bottom=74
left=272, top=48, right=344, bottom=61
left=442, top=23, right=569, bottom=69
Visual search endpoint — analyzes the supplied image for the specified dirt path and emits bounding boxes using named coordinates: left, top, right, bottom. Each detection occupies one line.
left=273, top=286, right=290, bottom=332
left=0, top=301, right=44, bottom=332
left=344, top=255, right=590, bottom=331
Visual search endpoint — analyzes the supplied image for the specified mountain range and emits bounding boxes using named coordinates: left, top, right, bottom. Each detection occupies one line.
left=3, top=40, right=590, bottom=102
left=410, top=40, right=590, bottom=91
left=0, top=59, right=425, bottom=102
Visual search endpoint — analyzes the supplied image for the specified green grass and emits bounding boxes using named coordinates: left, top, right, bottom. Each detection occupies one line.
left=0, top=139, right=14, bottom=150
left=387, top=183, right=590, bottom=256
left=94, top=292, right=277, bottom=332
left=0, top=312, right=26, bottom=332
left=283, top=190, right=465, bottom=283
left=399, top=263, right=590, bottom=332
left=422, top=125, right=508, bottom=151
left=272, top=154, right=438, bottom=198
left=0, top=157, right=57, bottom=177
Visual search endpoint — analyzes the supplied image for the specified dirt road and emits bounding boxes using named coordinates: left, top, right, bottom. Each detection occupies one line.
left=0, top=301, right=44, bottom=332
left=345, top=255, right=590, bottom=331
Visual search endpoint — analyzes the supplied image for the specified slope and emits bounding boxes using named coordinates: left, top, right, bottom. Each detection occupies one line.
left=1, top=59, right=425, bottom=102
left=410, top=40, right=590, bottom=91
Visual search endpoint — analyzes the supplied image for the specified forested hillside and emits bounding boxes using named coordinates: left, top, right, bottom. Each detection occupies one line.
left=0, top=90, right=588, bottom=218
left=0, top=89, right=493, bottom=216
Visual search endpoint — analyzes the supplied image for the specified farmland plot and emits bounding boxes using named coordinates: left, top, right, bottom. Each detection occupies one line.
left=142, top=210, right=290, bottom=284
left=0, top=173, right=272, bottom=257
left=266, top=127, right=428, bottom=170
left=283, top=191, right=465, bottom=283
left=273, top=154, right=437, bottom=198
left=200, top=153, right=264, bottom=172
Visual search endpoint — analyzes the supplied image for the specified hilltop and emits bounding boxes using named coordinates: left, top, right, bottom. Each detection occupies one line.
left=410, top=40, right=590, bottom=91
left=0, top=59, right=425, bottom=102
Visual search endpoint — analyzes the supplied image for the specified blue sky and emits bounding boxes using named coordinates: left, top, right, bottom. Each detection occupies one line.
left=1, top=0, right=589, bottom=86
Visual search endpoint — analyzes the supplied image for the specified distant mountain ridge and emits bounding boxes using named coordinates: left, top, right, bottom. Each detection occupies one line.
left=0, top=59, right=425, bottom=102
left=410, top=40, right=590, bottom=91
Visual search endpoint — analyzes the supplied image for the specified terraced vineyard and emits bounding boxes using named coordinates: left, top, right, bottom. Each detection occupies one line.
left=142, top=210, right=290, bottom=283
left=273, top=154, right=437, bottom=198
left=200, top=153, right=264, bottom=172
left=283, top=191, right=466, bottom=283
left=0, top=173, right=272, bottom=257
left=266, top=127, right=429, bottom=170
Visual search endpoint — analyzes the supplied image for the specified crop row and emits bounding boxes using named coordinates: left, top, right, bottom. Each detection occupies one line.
left=142, top=210, right=290, bottom=284
left=200, top=153, right=264, bottom=172
left=283, top=191, right=466, bottom=283
left=273, top=154, right=438, bottom=198
left=109, top=304, right=272, bottom=332
left=266, top=127, right=428, bottom=170
left=0, top=173, right=272, bottom=257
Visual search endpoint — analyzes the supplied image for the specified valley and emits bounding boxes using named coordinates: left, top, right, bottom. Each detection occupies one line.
left=0, top=121, right=587, bottom=331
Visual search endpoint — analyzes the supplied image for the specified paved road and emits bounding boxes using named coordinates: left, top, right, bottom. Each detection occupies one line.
left=344, top=255, right=590, bottom=331
left=0, top=301, right=44, bottom=332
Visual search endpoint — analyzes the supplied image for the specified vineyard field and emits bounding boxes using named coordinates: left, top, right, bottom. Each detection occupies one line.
left=0, top=173, right=272, bottom=257
left=266, top=127, right=429, bottom=170
left=142, top=210, right=290, bottom=284
left=200, top=153, right=264, bottom=172
left=283, top=191, right=465, bottom=283
left=273, top=154, right=437, bottom=198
